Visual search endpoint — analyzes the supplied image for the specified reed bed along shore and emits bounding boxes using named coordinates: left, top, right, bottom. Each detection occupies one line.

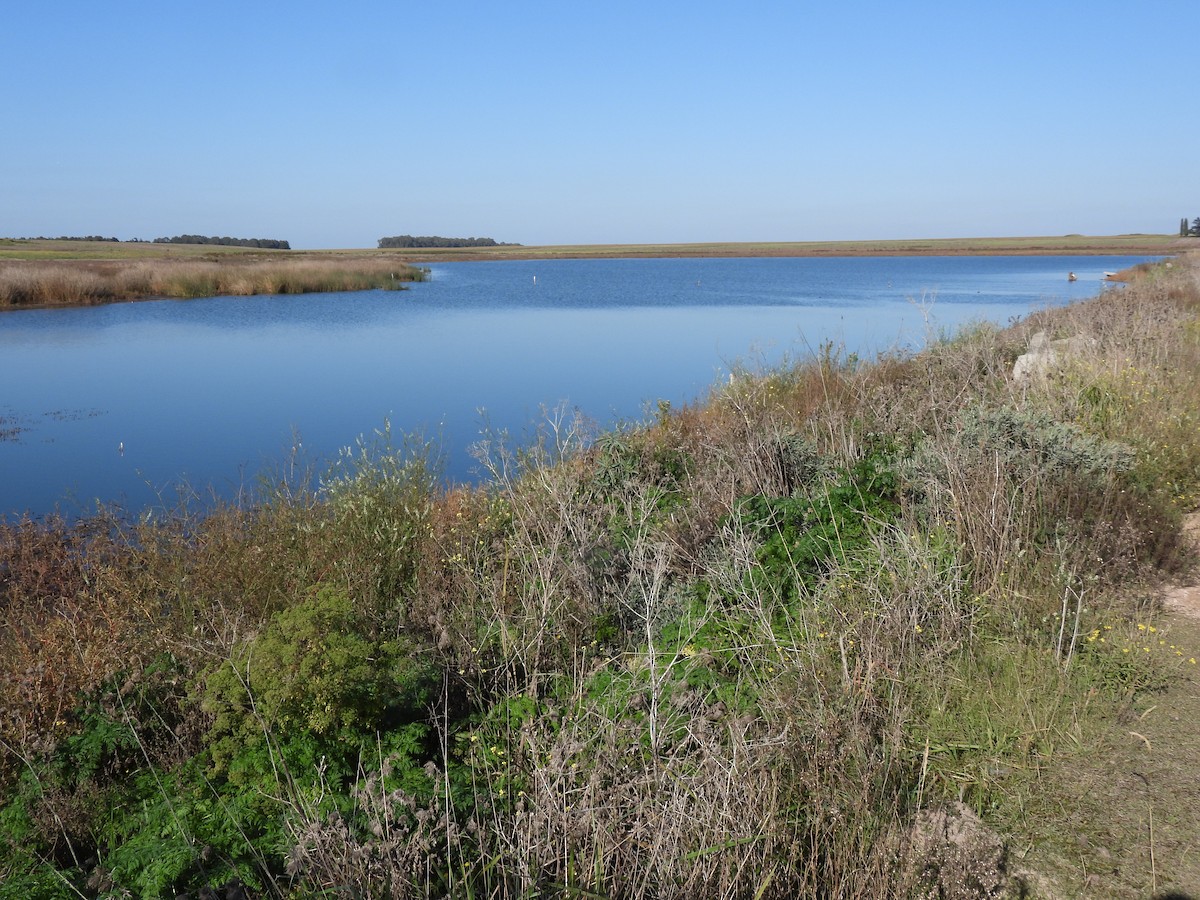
left=0, top=256, right=427, bottom=309
left=1, top=255, right=1198, bottom=899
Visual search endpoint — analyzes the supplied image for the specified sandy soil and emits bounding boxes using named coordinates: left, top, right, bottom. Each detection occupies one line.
left=1165, top=516, right=1200, bottom=622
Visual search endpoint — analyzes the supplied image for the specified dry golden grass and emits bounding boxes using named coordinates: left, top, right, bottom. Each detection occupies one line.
left=0, top=256, right=426, bottom=308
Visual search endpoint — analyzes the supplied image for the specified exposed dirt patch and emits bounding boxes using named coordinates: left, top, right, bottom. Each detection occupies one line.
left=1165, top=516, right=1200, bottom=623
left=1165, top=585, right=1200, bottom=622
left=903, top=802, right=1008, bottom=899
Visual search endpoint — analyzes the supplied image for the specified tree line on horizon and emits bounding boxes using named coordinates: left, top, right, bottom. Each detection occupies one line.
left=13, top=235, right=292, bottom=248
left=22, top=235, right=122, bottom=243
left=153, top=235, right=291, bottom=249
left=377, top=235, right=520, bottom=249
left=1180, top=217, right=1200, bottom=237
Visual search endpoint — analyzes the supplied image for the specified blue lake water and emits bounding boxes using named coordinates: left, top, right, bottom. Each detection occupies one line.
left=0, top=255, right=1154, bottom=520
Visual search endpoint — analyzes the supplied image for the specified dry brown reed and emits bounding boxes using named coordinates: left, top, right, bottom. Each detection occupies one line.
left=0, top=256, right=425, bottom=308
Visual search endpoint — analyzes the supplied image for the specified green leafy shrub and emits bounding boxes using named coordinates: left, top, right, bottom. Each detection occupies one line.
left=199, top=585, right=437, bottom=785
left=737, top=452, right=901, bottom=601
left=954, top=405, right=1136, bottom=480
left=0, top=655, right=267, bottom=899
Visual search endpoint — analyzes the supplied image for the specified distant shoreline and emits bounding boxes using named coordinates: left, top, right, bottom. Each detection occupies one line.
left=376, top=234, right=1189, bottom=263
left=1, top=235, right=1187, bottom=309
left=2, top=234, right=1189, bottom=263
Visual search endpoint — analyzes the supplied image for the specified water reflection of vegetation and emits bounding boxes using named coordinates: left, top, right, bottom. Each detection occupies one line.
left=1, top=257, right=1198, bottom=897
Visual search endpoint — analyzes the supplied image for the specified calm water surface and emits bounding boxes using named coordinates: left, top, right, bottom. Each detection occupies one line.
left=0, top=255, right=1153, bottom=519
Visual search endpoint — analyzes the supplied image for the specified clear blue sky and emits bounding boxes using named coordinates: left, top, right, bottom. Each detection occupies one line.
left=3, top=1, right=1196, bottom=249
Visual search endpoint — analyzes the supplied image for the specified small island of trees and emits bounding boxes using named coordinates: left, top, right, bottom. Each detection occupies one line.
left=377, top=235, right=520, bottom=249
left=153, top=235, right=291, bottom=250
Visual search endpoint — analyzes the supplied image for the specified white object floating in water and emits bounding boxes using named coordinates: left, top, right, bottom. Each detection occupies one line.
left=118, top=441, right=124, bottom=455
left=533, top=275, right=537, bottom=285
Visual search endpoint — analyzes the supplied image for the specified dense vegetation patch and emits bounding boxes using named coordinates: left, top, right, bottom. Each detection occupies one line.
left=153, top=235, right=291, bottom=250
left=21, top=235, right=122, bottom=243
left=1, top=257, right=1198, bottom=898
left=0, top=257, right=427, bottom=308
left=376, top=235, right=519, bottom=249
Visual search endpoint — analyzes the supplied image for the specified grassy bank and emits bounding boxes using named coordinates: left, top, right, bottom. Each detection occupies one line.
left=1, top=255, right=1198, bottom=898
left=0, top=252, right=427, bottom=309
